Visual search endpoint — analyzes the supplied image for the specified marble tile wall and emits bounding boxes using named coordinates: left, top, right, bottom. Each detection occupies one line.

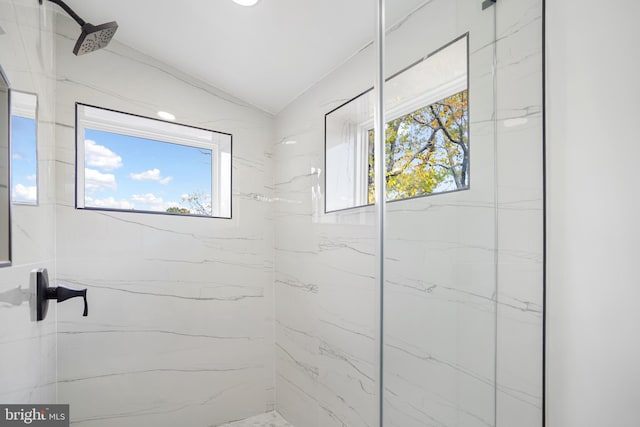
left=0, top=0, right=57, bottom=405
left=219, top=411, right=293, bottom=427
left=53, top=15, right=275, bottom=427
left=274, top=0, right=543, bottom=426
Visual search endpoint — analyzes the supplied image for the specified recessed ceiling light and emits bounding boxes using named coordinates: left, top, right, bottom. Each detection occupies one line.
left=232, top=0, right=260, bottom=6
left=157, top=111, right=175, bottom=121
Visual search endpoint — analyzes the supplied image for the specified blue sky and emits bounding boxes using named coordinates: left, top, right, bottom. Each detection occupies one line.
left=11, top=115, right=38, bottom=204
left=83, top=129, right=213, bottom=214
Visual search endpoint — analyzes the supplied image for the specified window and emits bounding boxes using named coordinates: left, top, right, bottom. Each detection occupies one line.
left=76, top=104, right=231, bottom=218
left=325, top=88, right=375, bottom=212
left=325, top=35, right=468, bottom=212
left=11, top=91, right=38, bottom=205
left=367, top=89, right=469, bottom=203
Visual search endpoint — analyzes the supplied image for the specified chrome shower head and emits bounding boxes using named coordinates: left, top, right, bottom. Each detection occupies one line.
left=73, top=21, right=118, bottom=56
left=40, top=0, right=118, bottom=56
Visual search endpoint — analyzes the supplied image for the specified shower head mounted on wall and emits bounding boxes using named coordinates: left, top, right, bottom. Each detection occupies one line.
left=73, top=21, right=118, bottom=55
left=39, top=0, right=118, bottom=56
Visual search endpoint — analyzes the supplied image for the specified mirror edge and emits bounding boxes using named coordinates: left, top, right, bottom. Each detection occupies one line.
left=0, top=64, right=12, bottom=268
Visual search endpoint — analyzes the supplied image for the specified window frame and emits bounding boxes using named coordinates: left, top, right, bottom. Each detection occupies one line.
left=324, top=87, right=375, bottom=213
left=75, top=102, right=232, bottom=219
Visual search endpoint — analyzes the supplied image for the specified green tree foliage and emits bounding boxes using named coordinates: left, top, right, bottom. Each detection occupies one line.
left=166, top=207, right=191, bottom=214
left=368, top=89, right=469, bottom=203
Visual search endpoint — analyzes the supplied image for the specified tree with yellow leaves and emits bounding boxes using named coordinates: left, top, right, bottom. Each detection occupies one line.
left=368, top=89, right=469, bottom=203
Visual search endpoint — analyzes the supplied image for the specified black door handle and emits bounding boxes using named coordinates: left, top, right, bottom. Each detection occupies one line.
left=46, top=286, right=88, bottom=317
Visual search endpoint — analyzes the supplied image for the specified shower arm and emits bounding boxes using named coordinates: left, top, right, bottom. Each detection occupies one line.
left=39, top=0, right=86, bottom=27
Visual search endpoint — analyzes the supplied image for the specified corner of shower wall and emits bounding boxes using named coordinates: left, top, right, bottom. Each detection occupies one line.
left=0, top=0, right=58, bottom=405
left=272, top=39, right=379, bottom=427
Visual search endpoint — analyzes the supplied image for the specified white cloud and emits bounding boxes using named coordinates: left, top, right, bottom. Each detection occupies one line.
left=86, top=196, right=133, bottom=210
left=26, top=174, right=37, bottom=182
left=85, top=168, right=116, bottom=194
left=131, top=193, right=164, bottom=205
left=85, top=140, right=123, bottom=171
left=129, top=168, right=172, bottom=184
left=130, top=194, right=184, bottom=212
left=13, top=184, right=37, bottom=202
left=12, top=153, right=23, bottom=160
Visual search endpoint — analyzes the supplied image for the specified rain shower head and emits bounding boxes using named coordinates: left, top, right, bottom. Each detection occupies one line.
left=40, top=0, right=118, bottom=56
left=73, top=21, right=118, bottom=55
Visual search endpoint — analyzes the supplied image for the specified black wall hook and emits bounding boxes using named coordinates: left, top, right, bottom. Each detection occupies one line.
left=33, top=268, right=88, bottom=321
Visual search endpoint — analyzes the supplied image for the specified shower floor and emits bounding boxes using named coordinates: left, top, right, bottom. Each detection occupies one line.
left=218, top=411, right=293, bottom=427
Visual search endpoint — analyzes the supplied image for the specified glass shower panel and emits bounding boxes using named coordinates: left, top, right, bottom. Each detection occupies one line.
left=382, top=1, right=497, bottom=426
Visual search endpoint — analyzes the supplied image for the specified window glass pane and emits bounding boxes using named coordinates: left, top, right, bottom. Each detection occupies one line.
left=76, top=104, right=231, bottom=218
left=369, top=89, right=469, bottom=202
left=83, top=128, right=213, bottom=214
left=10, top=91, right=38, bottom=205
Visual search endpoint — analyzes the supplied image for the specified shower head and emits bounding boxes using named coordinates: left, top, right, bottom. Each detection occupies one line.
left=40, top=0, right=118, bottom=56
left=73, top=21, right=118, bottom=55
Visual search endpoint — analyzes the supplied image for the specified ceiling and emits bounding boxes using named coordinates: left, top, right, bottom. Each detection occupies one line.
left=60, top=0, right=425, bottom=115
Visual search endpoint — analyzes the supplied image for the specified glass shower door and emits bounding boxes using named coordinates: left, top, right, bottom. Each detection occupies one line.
left=381, top=1, right=498, bottom=425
